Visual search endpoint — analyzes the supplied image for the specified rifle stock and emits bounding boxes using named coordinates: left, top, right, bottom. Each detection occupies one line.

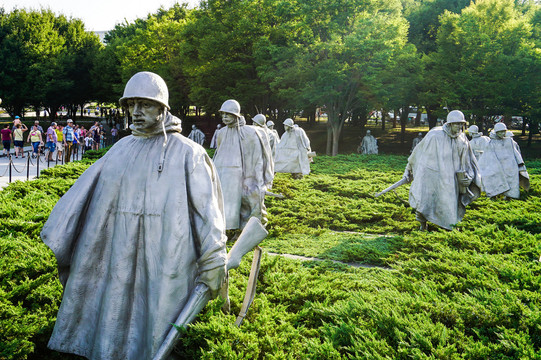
left=153, top=217, right=268, bottom=360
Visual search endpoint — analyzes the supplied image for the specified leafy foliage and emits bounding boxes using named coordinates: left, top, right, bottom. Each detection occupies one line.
left=0, top=154, right=540, bottom=359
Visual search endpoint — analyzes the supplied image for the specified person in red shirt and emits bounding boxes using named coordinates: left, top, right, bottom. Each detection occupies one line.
left=1, top=124, right=13, bottom=157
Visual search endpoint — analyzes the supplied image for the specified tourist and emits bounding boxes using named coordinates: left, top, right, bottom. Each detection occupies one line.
left=1, top=124, right=12, bottom=157
left=55, top=125, right=64, bottom=161
left=46, top=122, right=57, bottom=161
left=62, top=119, right=75, bottom=163
left=84, top=132, right=94, bottom=151
left=26, top=124, right=43, bottom=158
left=13, top=123, right=27, bottom=158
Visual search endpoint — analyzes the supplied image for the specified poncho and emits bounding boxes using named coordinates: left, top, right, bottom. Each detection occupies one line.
left=405, top=125, right=481, bottom=230
left=268, top=128, right=280, bottom=159
left=469, top=134, right=490, bottom=160
left=477, top=134, right=528, bottom=198
left=213, top=118, right=273, bottom=229
left=359, top=135, right=378, bottom=154
left=210, top=128, right=220, bottom=148
left=41, top=113, right=227, bottom=360
left=411, top=136, right=422, bottom=152
left=188, top=128, right=205, bottom=145
left=274, top=126, right=311, bottom=175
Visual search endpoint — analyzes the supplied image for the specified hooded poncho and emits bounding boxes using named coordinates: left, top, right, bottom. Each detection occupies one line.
left=477, top=133, right=529, bottom=198
left=274, top=126, right=311, bottom=175
left=213, top=117, right=273, bottom=230
left=405, top=124, right=481, bottom=230
left=188, top=127, right=205, bottom=145
left=41, top=113, right=227, bottom=360
left=469, top=133, right=490, bottom=160
left=359, top=134, right=378, bottom=154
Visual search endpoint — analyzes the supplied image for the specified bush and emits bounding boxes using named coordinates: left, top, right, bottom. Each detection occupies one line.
left=0, top=154, right=540, bottom=359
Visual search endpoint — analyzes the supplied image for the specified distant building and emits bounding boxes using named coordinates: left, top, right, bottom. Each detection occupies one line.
left=91, top=31, right=108, bottom=43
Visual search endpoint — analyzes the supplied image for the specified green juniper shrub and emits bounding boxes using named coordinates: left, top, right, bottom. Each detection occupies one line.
left=0, top=154, right=540, bottom=359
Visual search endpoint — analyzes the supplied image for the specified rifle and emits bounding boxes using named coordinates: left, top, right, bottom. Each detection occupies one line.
left=153, top=217, right=268, bottom=360
left=374, top=176, right=410, bottom=197
left=265, top=190, right=285, bottom=199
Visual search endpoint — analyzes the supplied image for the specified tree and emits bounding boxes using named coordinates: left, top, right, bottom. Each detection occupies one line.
left=106, top=4, right=192, bottom=117
left=0, top=8, right=102, bottom=120
left=276, top=0, right=411, bottom=155
left=426, top=0, right=539, bottom=132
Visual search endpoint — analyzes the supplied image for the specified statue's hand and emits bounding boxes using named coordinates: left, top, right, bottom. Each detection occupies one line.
left=459, top=176, right=472, bottom=187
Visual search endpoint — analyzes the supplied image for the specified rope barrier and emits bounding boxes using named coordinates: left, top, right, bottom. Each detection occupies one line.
left=10, top=159, right=26, bottom=173
left=0, top=160, right=9, bottom=177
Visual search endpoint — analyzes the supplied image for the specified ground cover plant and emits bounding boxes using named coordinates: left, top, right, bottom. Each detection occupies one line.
left=0, top=152, right=540, bottom=359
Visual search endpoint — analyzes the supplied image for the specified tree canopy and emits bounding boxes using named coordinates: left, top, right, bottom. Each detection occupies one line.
left=0, top=0, right=540, bottom=151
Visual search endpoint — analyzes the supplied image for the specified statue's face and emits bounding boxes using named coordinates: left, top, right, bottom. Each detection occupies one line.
left=127, top=98, right=163, bottom=132
left=221, top=112, right=238, bottom=126
left=448, top=123, right=463, bottom=135
left=496, top=130, right=506, bottom=139
left=285, top=125, right=293, bottom=132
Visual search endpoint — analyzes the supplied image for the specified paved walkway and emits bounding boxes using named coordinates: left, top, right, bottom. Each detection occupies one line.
left=0, top=146, right=83, bottom=190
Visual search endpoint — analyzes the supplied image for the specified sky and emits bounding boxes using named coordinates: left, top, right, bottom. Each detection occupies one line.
left=2, top=0, right=200, bottom=31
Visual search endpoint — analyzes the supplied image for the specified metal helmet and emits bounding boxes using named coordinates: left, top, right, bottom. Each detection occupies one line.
left=266, top=120, right=275, bottom=128
left=446, top=110, right=466, bottom=124
left=252, top=114, right=266, bottom=126
left=219, top=99, right=241, bottom=117
left=494, top=122, right=507, bottom=132
left=366, top=130, right=371, bottom=135
left=467, top=125, right=479, bottom=134
left=418, top=132, right=423, bottom=136
left=283, top=118, right=294, bottom=128
left=119, top=71, right=170, bottom=109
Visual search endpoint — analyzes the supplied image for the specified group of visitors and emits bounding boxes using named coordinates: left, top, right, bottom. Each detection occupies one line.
left=1, top=117, right=113, bottom=161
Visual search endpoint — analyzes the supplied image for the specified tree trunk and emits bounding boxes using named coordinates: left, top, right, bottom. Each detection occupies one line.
left=522, top=116, right=527, bottom=136
left=400, top=106, right=408, bottom=144
left=426, top=106, right=438, bottom=129
left=393, top=108, right=398, bottom=128
left=415, top=108, right=421, bottom=127
left=381, top=110, right=386, bottom=131
left=331, top=123, right=342, bottom=156
left=527, top=119, right=537, bottom=148
left=326, top=122, right=332, bottom=156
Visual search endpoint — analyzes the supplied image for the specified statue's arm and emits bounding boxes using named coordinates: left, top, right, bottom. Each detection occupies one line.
left=187, top=153, right=227, bottom=295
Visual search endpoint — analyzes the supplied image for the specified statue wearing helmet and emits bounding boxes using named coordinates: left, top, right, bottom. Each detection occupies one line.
left=42, top=71, right=227, bottom=359
left=399, top=109, right=481, bottom=230
left=209, top=123, right=222, bottom=149
left=358, top=130, right=378, bottom=155
left=252, top=114, right=278, bottom=159
left=188, top=124, right=205, bottom=145
left=213, top=99, right=273, bottom=230
left=466, top=125, right=490, bottom=160
left=265, top=120, right=280, bottom=158
left=274, top=118, right=312, bottom=179
left=478, top=122, right=529, bottom=199
left=411, top=132, right=424, bottom=153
